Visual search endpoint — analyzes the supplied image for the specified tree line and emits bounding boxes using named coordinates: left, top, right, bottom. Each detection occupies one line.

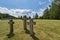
left=40, top=0, right=60, bottom=19
left=0, top=13, right=17, bottom=19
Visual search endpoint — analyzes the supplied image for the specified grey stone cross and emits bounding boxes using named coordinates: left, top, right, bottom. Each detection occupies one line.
left=22, top=15, right=28, bottom=32
left=28, top=18, right=36, bottom=36
left=7, top=19, right=14, bottom=38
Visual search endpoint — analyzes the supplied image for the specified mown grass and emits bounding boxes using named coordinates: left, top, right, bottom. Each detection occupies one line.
left=0, top=19, right=60, bottom=40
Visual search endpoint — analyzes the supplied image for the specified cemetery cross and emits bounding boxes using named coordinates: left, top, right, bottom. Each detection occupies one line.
left=7, top=19, right=14, bottom=38
left=22, top=15, right=28, bottom=32
left=28, top=18, right=36, bottom=36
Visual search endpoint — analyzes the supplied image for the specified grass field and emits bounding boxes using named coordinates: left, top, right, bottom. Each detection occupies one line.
left=0, top=19, right=60, bottom=40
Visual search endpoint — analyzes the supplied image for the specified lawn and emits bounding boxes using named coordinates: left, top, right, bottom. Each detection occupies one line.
left=0, top=19, right=60, bottom=40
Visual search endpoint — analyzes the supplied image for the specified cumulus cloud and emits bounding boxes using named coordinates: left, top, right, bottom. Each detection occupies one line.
left=0, top=7, right=46, bottom=18
left=9, top=9, right=32, bottom=17
left=0, top=7, right=32, bottom=17
left=0, top=7, right=9, bottom=13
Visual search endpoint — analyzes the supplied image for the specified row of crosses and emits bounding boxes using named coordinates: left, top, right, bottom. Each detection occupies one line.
left=7, top=15, right=36, bottom=38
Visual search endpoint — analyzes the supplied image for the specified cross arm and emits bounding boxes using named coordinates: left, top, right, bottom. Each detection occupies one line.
left=33, top=22, right=36, bottom=25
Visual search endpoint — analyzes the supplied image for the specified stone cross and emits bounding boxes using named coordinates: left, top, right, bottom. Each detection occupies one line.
left=22, top=15, right=28, bottom=32
left=7, top=19, right=14, bottom=38
left=28, top=18, right=36, bottom=36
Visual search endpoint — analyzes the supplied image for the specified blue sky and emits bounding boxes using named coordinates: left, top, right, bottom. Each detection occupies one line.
left=0, top=0, right=53, bottom=17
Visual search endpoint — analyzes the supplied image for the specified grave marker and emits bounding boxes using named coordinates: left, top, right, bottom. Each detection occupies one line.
left=7, top=19, right=15, bottom=38
left=22, top=15, right=28, bottom=32
left=28, top=18, right=36, bottom=36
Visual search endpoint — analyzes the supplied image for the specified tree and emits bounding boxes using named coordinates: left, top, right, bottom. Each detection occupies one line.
left=43, top=8, right=50, bottom=19
left=42, top=0, right=60, bottom=19
left=28, top=16, right=31, bottom=19
left=18, top=16, right=22, bottom=19
left=0, top=13, right=17, bottom=19
left=34, top=13, right=38, bottom=19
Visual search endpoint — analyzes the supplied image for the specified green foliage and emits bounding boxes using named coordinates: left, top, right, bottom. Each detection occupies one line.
left=18, top=16, right=22, bottom=19
left=42, top=0, right=60, bottom=19
left=34, top=13, right=38, bottom=19
left=28, top=16, right=31, bottom=19
left=0, top=13, right=17, bottom=19
left=42, top=8, right=50, bottom=19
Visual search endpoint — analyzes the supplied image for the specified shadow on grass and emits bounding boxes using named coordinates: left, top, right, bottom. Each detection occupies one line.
left=30, top=35, right=39, bottom=40
left=7, top=33, right=15, bottom=38
left=25, top=29, right=39, bottom=40
left=24, top=29, right=30, bottom=34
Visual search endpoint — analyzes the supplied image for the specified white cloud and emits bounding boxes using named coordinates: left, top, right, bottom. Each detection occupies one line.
left=48, top=0, right=51, bottom=2
left=0, top=7, right=9, bottom=14
left=0, top=7, right=46, bottom=18
left=39, top=0, right=53, bottom=6
left=39, top=1, right=46, bottom=5
left=37, top=8, right=46, bottom=16
left=0, top=7, right=32, bottom=17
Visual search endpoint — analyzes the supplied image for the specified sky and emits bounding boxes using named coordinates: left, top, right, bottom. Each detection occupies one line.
left=0, top=0, right=53, bottom=18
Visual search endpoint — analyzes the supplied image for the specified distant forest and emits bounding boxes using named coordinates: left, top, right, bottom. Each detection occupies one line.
left=40, top=0, right=60, bottom=19
left=0, top=13, right=17, bottom=19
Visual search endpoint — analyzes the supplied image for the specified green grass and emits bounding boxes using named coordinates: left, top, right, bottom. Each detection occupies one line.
left=0, top=19, right=60, bottom=40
